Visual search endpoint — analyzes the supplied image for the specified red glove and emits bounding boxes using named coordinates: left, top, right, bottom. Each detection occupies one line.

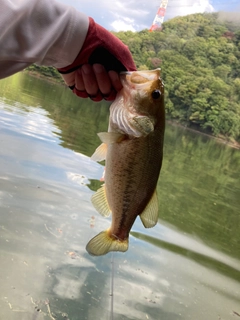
left=58, top=18, right=136, bottom=101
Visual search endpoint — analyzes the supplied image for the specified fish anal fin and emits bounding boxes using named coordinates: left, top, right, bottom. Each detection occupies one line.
left=91, top=185, right=111, bottom=217
left=140, top=190, right=159, bottom=228
left=86, top=230, right=129, bottom=256
left=91, top=143, right=107, bottom=162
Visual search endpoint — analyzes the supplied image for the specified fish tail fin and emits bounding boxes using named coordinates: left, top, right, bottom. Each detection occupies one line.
left=86, top=230, right=128, bottom=256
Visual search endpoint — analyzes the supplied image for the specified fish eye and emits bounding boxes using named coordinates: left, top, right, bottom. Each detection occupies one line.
left=151, top=90, right=161, bottom=100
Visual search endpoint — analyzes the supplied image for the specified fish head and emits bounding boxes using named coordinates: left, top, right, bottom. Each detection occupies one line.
left=120, top=68, right=164, bottom=117
left=110, top=69, right=164, bottom=137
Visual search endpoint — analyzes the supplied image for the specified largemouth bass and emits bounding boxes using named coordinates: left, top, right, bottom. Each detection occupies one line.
left=86, top=69, right=165, bottom=256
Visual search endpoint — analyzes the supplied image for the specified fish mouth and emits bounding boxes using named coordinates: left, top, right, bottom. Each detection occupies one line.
left=120, top=68, right=161, bottom=75
left=120, top=68, right=161, bottom=86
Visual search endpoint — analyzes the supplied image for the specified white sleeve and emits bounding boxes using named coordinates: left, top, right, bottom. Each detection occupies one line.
left=0, top=0, right=89, bottom=79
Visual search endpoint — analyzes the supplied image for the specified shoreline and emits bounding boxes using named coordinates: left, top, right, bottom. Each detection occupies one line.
left=23, top=70, right=64, bottom=85
left=24, top=70, right=240, bottom=150
left=167, top=119, right=240, bottom=150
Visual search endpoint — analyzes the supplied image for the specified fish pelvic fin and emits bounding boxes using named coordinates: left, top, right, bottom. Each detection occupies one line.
left=98, top=132, right=126, bottom=144
left=86, top=230, right=129, bottom=256
left=140, top=190, right=159, bottom=228
left=91, top=143, right=107, bottom=162
left=91, top=185, right=111, bottom=217
left=91, top=132, right=126, bottom=162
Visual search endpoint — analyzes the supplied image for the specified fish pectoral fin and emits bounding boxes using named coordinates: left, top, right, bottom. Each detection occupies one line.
left=86, top=231, right=129, bottom=256
left=130, top=116, right=155, bottom=136
left=98, top=132, right=126, bottom=144
left=91, top=185, right=111, bottom=217
left=91, top=143, right=107, bottom=162
left=140, top=190, right=159, bottom=228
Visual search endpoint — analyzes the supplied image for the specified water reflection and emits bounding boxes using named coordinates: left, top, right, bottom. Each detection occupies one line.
left=0, top=73, right=239, bottom=320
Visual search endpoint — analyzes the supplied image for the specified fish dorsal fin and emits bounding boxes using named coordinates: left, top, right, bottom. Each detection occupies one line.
left=91, top=143, right=107, bottom=162
left=98, top=132, right=125, bottom=144
left=140, top=190, right=159, bottom=228
left=91, top=185, right=111, bottom=217
left=86, top=230, right=129, bottom=256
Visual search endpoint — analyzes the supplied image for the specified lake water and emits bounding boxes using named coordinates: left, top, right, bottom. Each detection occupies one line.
left=0, top=73, right=239, bottom=320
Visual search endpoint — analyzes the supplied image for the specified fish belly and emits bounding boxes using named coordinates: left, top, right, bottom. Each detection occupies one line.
left=105, top=132, right=163, bottom=239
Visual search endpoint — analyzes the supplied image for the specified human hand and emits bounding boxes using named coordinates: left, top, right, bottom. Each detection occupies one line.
left=58, top=18, right=136, bottom=101
left=61, top=63, right=124, bottom=101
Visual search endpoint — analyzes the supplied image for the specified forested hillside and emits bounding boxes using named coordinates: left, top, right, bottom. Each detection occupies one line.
left=114, top=12, right=240, bottom=142
left=27, top=12, right=240, bottom=142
